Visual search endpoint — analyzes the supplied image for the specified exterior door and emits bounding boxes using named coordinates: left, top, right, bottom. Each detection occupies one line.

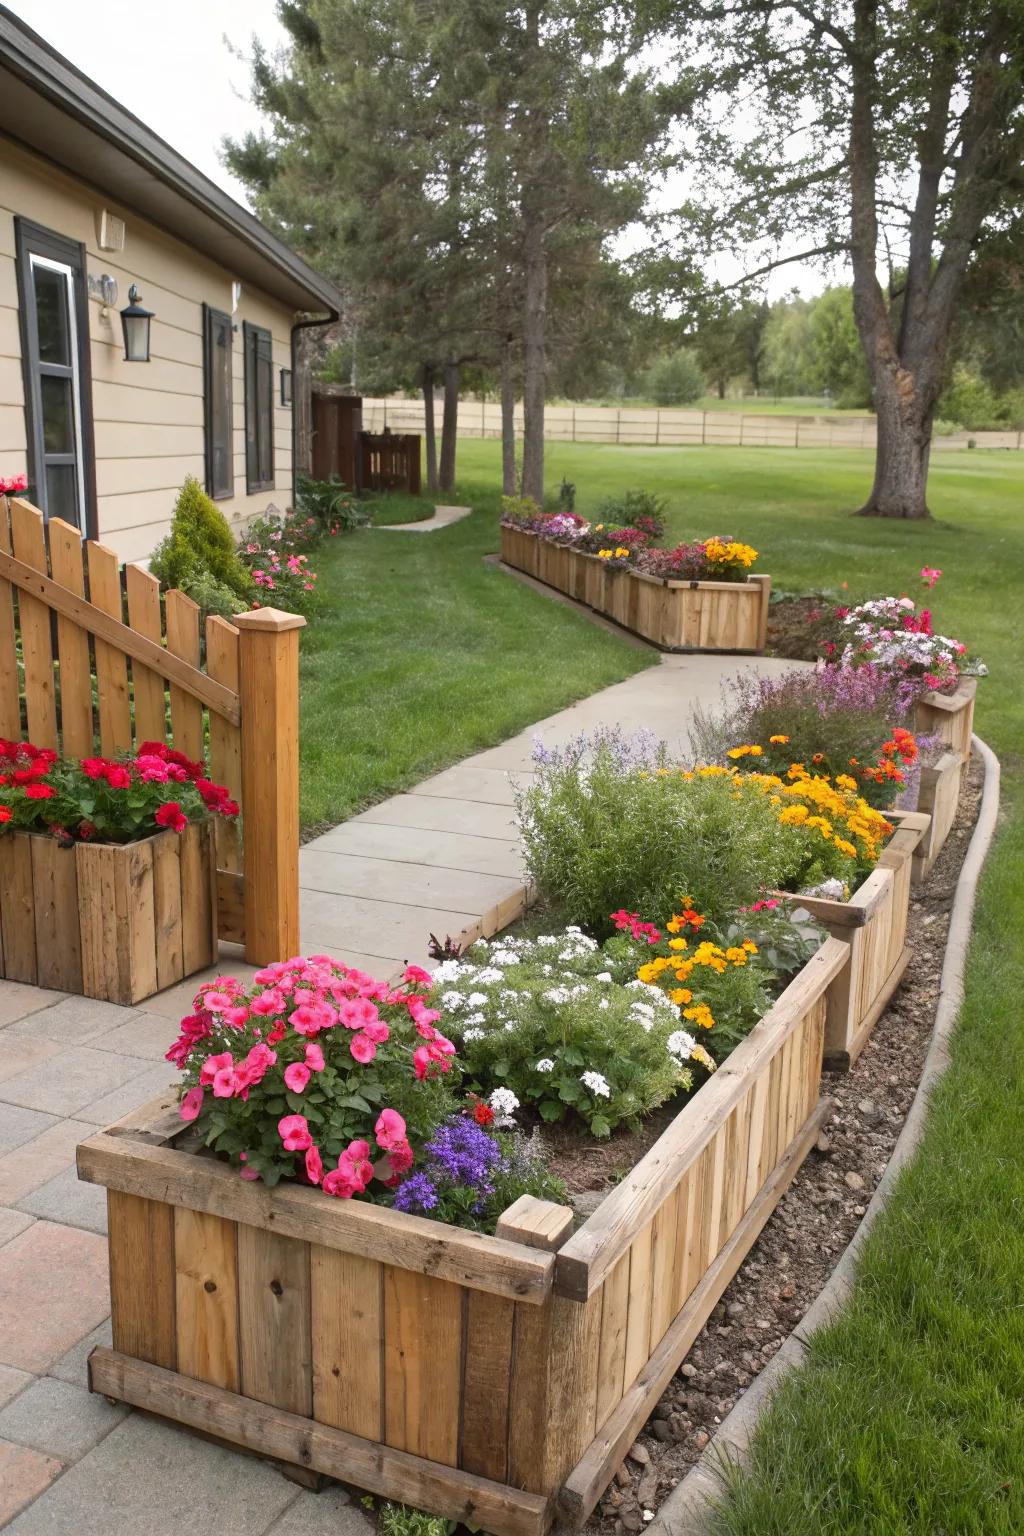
left=15, top=218, right=95, bottom=533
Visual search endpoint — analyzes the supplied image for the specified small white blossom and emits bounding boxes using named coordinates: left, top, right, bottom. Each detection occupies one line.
left=580, top=1070, right=611, bottom=1099
left=599, top=998, right=609, bottom=1011
left=462, top=1027, right=486, bottom=1042
left=474, top=967, right=504, bottom=984
left=441, top=990, right=464, bottom=1011
left=466, top=992, right=489, bottom=1008
left=433, top=959, right=466, bottom=983
left=542, top=964, right=552, bottom=976
left=489, top=1087, right=520, bottom=1127
left=490, top=950, right=518, bottom=967
left=595, top=971, right=612, bottom=983
left=463, top=1011, right=486, bottom=1027
left=535, top=1057, right=555, bottom=1073
left=667, top=1029, right=697, bottom=1061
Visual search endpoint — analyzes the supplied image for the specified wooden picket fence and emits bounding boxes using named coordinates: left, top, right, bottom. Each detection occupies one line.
left=0, top=495, right=304, bottom=967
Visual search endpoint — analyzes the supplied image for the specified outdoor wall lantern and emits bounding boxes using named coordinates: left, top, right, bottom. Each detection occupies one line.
left=280, top=368, right=293, bottom=406
left=120, top=284, right=154, bottom=361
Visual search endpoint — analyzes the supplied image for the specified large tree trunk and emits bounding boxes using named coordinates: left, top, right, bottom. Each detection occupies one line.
left=857, top=391, right=932, bottom=517
left=439, top=360, right=459, bottom=492
left=500, top=340, right=517, bottom=495
left=422, top=365, right=438, bottom=493
left=521, top=211, right=547, bottom=505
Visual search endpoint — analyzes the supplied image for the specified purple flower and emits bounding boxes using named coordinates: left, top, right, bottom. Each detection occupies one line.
left=424, top=1118, right=502, bottom=1187
left=393, top=1173, right=439, bottom=1213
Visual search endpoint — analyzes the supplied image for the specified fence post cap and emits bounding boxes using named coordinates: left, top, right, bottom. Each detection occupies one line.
left=233, top=607, right=307, bottom=633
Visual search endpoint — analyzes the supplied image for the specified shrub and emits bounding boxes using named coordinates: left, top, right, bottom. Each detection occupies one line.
left=643, top=348, right=705, bottom=405
left=516, top=728, right=893, bottom=931
left=177, top=567, right=249, bottom=625
left=238, top=511, right=321, bottom=613
left=430, top=929, right=717, bottom=1136
left=0, top=739, right=238, bottom=843
left=150, top=477, right=252, bottom=603
left=169, top=957, right=459, bottom=1191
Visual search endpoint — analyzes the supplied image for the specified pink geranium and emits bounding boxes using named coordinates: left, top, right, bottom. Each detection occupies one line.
left=284, top=1061, right=311, bottom=1093
left=278, top=1113, right=313, bottom=1152
left=179, top=1085, right=204, bottom=1121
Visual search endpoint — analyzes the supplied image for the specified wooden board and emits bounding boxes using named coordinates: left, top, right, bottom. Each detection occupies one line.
left=0, top=497, right=21, bottom=740
left=9, top=498, right=56, bottom=749
left=0, top=832, right=37, bottom=983
left=205, top=617, right=243, bottom=876
left=165, top=590, right=204, bottom=762
left=311, top=1246, right=383, bottom=1440
left=383, top=1267, right=463, bottom=1466
left=29, top=834, right=82, bottom=992
left=47, top=518, right=94, bottom=757
left=87, top=541, right=133, bottom=755
left=124, top=563, right=168, bottom=745
left=174, top=1207, right=239, bottom=1392
left=238, top=1222, right=312, bottom=1415
left=107, top=1190, right=177, bottom=1369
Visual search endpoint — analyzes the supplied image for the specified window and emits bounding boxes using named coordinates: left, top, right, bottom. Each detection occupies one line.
left=243, top=321, right=274, bottom=492
left=15, top=219, right=95, bottom=531
left=202, top=305, right=234, bottom=499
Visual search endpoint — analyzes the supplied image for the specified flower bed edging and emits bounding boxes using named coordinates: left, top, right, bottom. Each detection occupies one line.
left=77, top=938, right=848, bottom=1536
left=645, top=734, right=1000, bottom=1536
left=781, top=811, right=930, bottom=1070
left=913, top=750, right=963, bottom=884
left=0, top=821, right=217, bottom=1003
left=500, top=526, right=770, bottom=653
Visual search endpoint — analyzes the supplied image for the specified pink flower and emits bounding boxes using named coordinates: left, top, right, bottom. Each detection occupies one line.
left=375, top=1107, right=407, bottom=1149
left=305, top=1145, right=324, bottom=1185
left=179, top=1085, right=204, bottom=1121
left=385, top=1139, right=414, bottom=1175
left=155, top=801, right=188, bottom=833
left=284, top=1061, right=311, bottom=1093
left=250, top=990, right=284, bottom=1016
left=278, top=1113, right=313, bottom=1152
left=202, top=990, right=235, bottom=1013
left=322, top=1166, right=359, bottom=1198
left=350, top=1033, right=377, bottom=1064
left=239, top=1165, right=262, bottom=1181
left=338, top=998, right=380, bottom=1031
left=199, top=1050, right=234, bottom=1086
left=920, top=566, right=942, bottom=588
left=413, top=1045, right=432, bottom=1080
left=212, top=1066, right=237, bottom=1098
left=288, top=1004, right=321, bottom=1036
left=304, top=1042, right=325, bottom=1072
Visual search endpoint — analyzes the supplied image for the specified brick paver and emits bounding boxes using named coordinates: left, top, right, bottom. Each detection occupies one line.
left=0, top=1222, right=110, bottom=1373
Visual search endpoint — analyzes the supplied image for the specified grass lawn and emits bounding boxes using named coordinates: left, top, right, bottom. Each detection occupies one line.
left=298, top=491, right=652, bottom=833
left=551, top=395, right=872, bottom=417
left=435, top=440, right=1021, bottom=1533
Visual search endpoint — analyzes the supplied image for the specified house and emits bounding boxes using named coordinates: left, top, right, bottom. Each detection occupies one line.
left=0, top=6, right=341, bottom=562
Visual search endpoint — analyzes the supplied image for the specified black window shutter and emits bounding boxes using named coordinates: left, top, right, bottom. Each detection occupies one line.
left=244, top=322, right=274, bottom=493
left=203, top=305, right=234, bottom=499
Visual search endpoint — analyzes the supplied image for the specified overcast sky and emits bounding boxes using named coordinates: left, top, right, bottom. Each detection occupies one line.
left=9, top=0, right=284, bottom=205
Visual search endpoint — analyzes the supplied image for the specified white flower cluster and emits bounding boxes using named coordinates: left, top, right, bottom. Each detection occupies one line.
left=489, top=1087, right=520, bottom=1126
left=666, top=1029, right=697, bottom=1062
left=580, top=1070, right=611, bottom=1099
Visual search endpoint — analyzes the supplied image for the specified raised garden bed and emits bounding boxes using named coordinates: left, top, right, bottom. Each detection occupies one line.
left=913, top=751, right=963, bottom=884
left=0, top=822, right=216, bottom=1004
left=78, top=936, right=847, bottom=1535
left=913, top=676, right=976, bottom=762
left=500, top=526, right=770, bottom=654
left=781, top=813, right=929, bottom=1070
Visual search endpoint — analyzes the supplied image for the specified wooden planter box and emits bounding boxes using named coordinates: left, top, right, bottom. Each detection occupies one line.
left=77, top=937, right=847, bottom=1535
left=500, top=526, right=770, bottom=653
left=912, top=752, right=963, bottom=884
left=0, top=822, right=217, bottom=1005
left=914, top=677, right=976, bottom=762
left=782, top=813, right=930, bottom=1070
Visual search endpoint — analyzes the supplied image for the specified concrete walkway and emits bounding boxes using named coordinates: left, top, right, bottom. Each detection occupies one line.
left=0, top=651, right=798, bottom=1531
left=296, top=652, right=801, bottom=974
left=373, top=503, right=472, bottom=533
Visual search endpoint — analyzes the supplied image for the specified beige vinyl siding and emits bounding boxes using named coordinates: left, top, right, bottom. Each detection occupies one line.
left=0, top=138, right=297, bottom=560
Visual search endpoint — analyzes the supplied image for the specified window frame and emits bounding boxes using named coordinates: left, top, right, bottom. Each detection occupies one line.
left=14, top=217, right=97, bottom=536
left=202, top=303, right=235, bottom=500
left=243, top=320, right=275, bottom=493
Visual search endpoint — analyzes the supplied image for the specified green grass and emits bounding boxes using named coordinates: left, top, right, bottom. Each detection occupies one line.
left=363, top=490, right=438, bottom=526
left=298, top=486, right=652, bottom=833
left=438, top=440, right=1023, bottom=1532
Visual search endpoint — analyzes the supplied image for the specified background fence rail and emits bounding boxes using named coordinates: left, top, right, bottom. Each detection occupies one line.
left=357, top=398, right=1022, bottom=453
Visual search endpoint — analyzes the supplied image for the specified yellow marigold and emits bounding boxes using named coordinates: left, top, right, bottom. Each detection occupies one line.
left=769, top=734, right=790, bottom=745
left=806, top=816, right=833, bottom=835
left=727, top=744, right=763, bottom=759
left=683, top=1003, right=716, bottom=1030
left=725, top=946, right=749, bottom=965
left=669, top=987, right=692, bottom=1005
left=835, top=773, right=857, bottom=791
left=674, top=962, right=694, bottom=982
left=742, top=940, right=758, bottom=954
left=834, top=838, right=857, bottom=857
left=668, top=937, right=688, bottom=951
left=779, top=804, right=809, bottom=825
left=597, top=549, right=614, bottom=560
left=691, top=1043, right=716, bottom=1072
left=614, top=547, right=630, bottom=558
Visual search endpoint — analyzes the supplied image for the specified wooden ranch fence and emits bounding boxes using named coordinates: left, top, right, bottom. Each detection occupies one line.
left=78, top=937, right=848, bottom=1535
left=0, top=494, right=304, bottom=968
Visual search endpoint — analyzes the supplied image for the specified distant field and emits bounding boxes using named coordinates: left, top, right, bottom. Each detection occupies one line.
left=548, top=394, right=874, bottom=418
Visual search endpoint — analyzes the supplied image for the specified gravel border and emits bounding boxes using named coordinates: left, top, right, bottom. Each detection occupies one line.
left=645, top=733, right=1002, bottom=1536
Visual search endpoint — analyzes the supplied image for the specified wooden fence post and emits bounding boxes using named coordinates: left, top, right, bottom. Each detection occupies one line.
left=234, top=608, right=306, bottom=965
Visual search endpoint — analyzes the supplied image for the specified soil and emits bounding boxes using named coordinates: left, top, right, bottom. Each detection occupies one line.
left=585, top=752, right=984, bottom=1536
left=765, top=595, right=832, bottom=662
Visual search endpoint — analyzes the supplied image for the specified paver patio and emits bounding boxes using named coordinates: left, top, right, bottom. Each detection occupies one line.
left=0, top=651, right=797, bottom=1531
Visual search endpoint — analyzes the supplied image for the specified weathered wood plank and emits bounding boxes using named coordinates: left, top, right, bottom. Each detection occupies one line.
left=238, top=1222, right=312, bottom=1415
left=311, top=1246, right=383, bottom=1440
left=174, top=1207, right=239, bottom=1392
left=0, top=833, right=37, bottom=983
left=164, top=589, right=204, bottom=762
left=29, top=834, right=82, bottom=992
left=87, top=1349, right=550, bottom=1536
left=107, top=1190, right=176, bottom=1369
left=9, top=498, right=56, bottom=749
left=77, top=1132, right=555, bottom=1303
left=461, top=1290, right=515, bottom=1482
left=47, top=518, right=93, bottom=757
left=179, top=820, right=217, bottom=977
left=87, top=541, right=132, bottom=755
left=383, top=1267, right=463, bottom=1465
left=152, top=830, right=185, bottom=991
left=124, top=563, right=167, bottom=746
left=0, top=496, right=21, bottom=740
left=205, top=617, right=242, bottom=876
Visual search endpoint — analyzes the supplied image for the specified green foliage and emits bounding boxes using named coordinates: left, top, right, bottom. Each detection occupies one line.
left=642, top=347, right=705, bottom=405
left=295, top=473, right=369, bottom=534
left=432, top=932, right=708, bottom=1136
left=379, top=1505, right=457, bottom=1536
left=176, top=567, right=249, bottom=626
left=591, top=487, right=667, bottom=537
left=808, top=288, right=871, bottom=408
left=149, top=478, right=253, bottom=603
left=939, top=366, right=1004, bottom=431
